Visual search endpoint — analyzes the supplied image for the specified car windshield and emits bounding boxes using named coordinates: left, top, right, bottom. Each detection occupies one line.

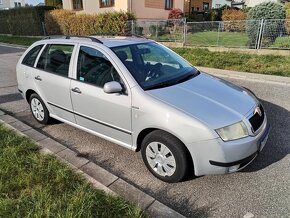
left=112, top=42, right=199, bottom=90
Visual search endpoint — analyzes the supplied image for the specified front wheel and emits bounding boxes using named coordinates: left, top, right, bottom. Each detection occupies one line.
left=141, top=130, right=189, bottom=183
left=29, top=93, right=51, bottom=124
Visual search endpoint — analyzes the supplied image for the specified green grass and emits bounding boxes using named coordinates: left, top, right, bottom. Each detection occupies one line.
left=173, top=47, right=290, bottom=77
left=0, top=35, right=41, bottom=46
left=186, top=31, right=249, bottom=48
left=0, top=124, right=146, bottom=218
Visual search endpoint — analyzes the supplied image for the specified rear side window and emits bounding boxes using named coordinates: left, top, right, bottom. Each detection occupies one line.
left=22, top=45, right=43, bottom=67
left=36, top=44, right=74, bottom=77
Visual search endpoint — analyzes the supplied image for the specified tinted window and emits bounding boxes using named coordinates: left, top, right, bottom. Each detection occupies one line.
left=77, top=46, right=120, bottom=87
left=37, top=44, right=74, bottom=77
left=22, top=45, right=43, bottom=67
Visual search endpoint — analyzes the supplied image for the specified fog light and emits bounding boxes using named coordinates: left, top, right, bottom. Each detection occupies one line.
left=228, top=164, right=240, bottom=173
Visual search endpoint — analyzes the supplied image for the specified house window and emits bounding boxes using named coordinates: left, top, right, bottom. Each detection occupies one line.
left=203, top=2, right=209, bottom=11
left=165, top=0, right=173, bottom=10
left=14, top=2, right=21, bottom=7
left=72, top=0, right=83, bottom=10
left=100, top=0, right=115, bottom=8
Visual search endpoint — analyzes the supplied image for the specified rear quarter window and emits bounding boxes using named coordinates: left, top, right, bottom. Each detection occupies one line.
left=22, top=44, right=44, bottom=67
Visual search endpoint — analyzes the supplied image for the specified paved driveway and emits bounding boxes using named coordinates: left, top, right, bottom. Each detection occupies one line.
left=1, top=45, right=290, bottom=217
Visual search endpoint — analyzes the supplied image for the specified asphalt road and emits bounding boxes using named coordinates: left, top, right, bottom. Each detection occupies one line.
left=1, top=45, right=290, bottom=218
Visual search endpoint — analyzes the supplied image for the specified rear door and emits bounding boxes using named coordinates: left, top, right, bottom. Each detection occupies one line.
left=32, top=43, right=76, bottom=123
left=70, top=45, right=132, bottom=147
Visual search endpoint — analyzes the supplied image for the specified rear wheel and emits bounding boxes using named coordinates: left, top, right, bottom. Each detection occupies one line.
left=29, top=93, right=51, bottom=124
left=141, top=130, right=189, bottom=183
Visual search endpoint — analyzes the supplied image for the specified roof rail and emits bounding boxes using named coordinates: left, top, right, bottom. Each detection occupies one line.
left=42, top=35, right=103, bottom=44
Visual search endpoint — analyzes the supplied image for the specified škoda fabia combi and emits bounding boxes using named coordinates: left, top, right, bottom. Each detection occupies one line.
left=17, top=36, right=270, bottom=183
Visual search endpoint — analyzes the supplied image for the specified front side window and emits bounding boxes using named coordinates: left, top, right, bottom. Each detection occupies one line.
left=77, top=46, right=120, bottom=87
left=165, top=0, right=173, bottom=10
left=72, top=0, right=83, bottom=10
left=22, top=44, right=43, bottom=67
left=113, top=42, right=199, bottom=90
left=100, top=0, right=114, bottom=8
left=36, top=44, right=74, bottom=77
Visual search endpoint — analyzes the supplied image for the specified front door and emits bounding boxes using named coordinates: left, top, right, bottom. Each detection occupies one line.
left=70, top=45, right=132, bottom=147
left=32, top=43, right=76, bottom=123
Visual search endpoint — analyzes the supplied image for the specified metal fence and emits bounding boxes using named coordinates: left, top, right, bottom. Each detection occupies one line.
left=130, top=19, right=186, bottom=42
left=131, top=19, right=290, bottom=50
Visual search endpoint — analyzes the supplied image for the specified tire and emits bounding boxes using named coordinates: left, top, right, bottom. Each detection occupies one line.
left=141, top=130, right=189, bottom=183
left=29, top=93, right=51, bottom=124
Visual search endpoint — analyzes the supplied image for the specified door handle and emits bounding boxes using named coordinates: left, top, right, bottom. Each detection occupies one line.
left=71, top=87, right=82, bottom=94
left=35, top=75, right=42, bottom=81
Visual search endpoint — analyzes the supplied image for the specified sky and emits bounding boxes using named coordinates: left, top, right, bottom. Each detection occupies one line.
left=26, top=0, right=44, bottom=6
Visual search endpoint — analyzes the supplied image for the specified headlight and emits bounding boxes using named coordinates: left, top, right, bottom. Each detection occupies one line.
left=216, top=121, right=249, bottom=141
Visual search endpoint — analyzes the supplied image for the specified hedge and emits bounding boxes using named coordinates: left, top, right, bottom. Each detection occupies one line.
left=222, top=9, right=247, bottom=32
left=45, top=10, right=135, bottom=36
left=0, top=6, right=55, bottom=36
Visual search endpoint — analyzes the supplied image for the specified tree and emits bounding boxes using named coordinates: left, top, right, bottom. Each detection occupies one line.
left=45, top=0, right=62, bottom=8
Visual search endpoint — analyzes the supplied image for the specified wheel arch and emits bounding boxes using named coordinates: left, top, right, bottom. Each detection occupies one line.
left=25, top=89, right=37, bottom=102
left=136, top=128, right=194, bottom=172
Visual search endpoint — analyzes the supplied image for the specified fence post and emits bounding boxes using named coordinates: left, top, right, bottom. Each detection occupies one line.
left=131, top=20, right=134, bottom=35
left=256, top=19, right=264, bottom=50
left=183, top=18, right=187, bottom=46
left=42, top=22, right=47, bottom=36
left=217, top=21, right=221, bottom=47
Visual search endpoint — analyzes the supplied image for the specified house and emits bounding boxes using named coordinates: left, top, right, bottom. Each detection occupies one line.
left=231, top=0, right=290, bottom=8
left=0, top=0, right=25, bottom=9
left=184, top=0, right=213, bottom=13
left=212, top=0, right=231, bottom=8
left=62, top=0, right=185, bottom=20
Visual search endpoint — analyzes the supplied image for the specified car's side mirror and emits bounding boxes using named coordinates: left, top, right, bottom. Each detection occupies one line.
left=103, top=81, right=123, bottom=94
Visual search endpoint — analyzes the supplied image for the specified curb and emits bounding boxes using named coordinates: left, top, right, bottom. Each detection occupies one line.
left=0, top=109, right=185, bottom=218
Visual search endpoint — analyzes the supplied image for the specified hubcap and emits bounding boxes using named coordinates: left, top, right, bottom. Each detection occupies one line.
left=146, top=142, right=176, bottom=177
left=31, top=98, right=45, bottom=121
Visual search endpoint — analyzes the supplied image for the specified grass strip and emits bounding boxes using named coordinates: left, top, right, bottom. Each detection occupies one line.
left=0, top=123, right=146, bottom=218
left=0, top=35, right=41, bottom=46
left=173, top=47, right=290, bottom=77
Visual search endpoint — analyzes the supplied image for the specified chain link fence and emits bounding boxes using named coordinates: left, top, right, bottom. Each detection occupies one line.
left=130, top=19, right=186, bottom=42
left=129, top=19, right=290, bottom=50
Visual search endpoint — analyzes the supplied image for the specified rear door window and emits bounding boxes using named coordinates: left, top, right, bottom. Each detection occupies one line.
left=22, top=44, right=44, bottom=67
left=36, top=44, right=74, bottom=77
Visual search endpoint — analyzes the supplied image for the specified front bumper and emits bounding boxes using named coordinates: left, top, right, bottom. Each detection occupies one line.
left=188, top=115, right=270, bottom=176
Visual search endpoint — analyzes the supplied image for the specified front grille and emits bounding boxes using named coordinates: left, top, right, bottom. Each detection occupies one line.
left=249, top=105, right=264, bottom=132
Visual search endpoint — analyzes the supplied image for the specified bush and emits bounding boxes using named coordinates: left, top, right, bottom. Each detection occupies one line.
left=0, top=6, right=55, bottom=35
left=272, top=36, right=290, bottom=48
left=246, top=2, right=286, bottom=47
left=45, top=10, right=135, bottom=36
left=222, top=9, right=247, bottom=21
left=222, top=9, right=247, bottom=32
left=168, top=8, right=184, bottom=19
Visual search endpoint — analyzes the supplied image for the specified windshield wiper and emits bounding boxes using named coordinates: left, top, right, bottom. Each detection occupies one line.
left=173, top=70, right=200, bottom=85
left=144, top=70, right=200, bottom=91
left=144, top=81, right=174, bottom=91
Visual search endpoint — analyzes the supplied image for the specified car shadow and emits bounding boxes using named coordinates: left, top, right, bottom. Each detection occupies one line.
left=242, top=99, right=290, bottom=172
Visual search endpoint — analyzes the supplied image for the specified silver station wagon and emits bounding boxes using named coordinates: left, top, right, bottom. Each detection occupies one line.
left=17, top=36, right=270, bottom=183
